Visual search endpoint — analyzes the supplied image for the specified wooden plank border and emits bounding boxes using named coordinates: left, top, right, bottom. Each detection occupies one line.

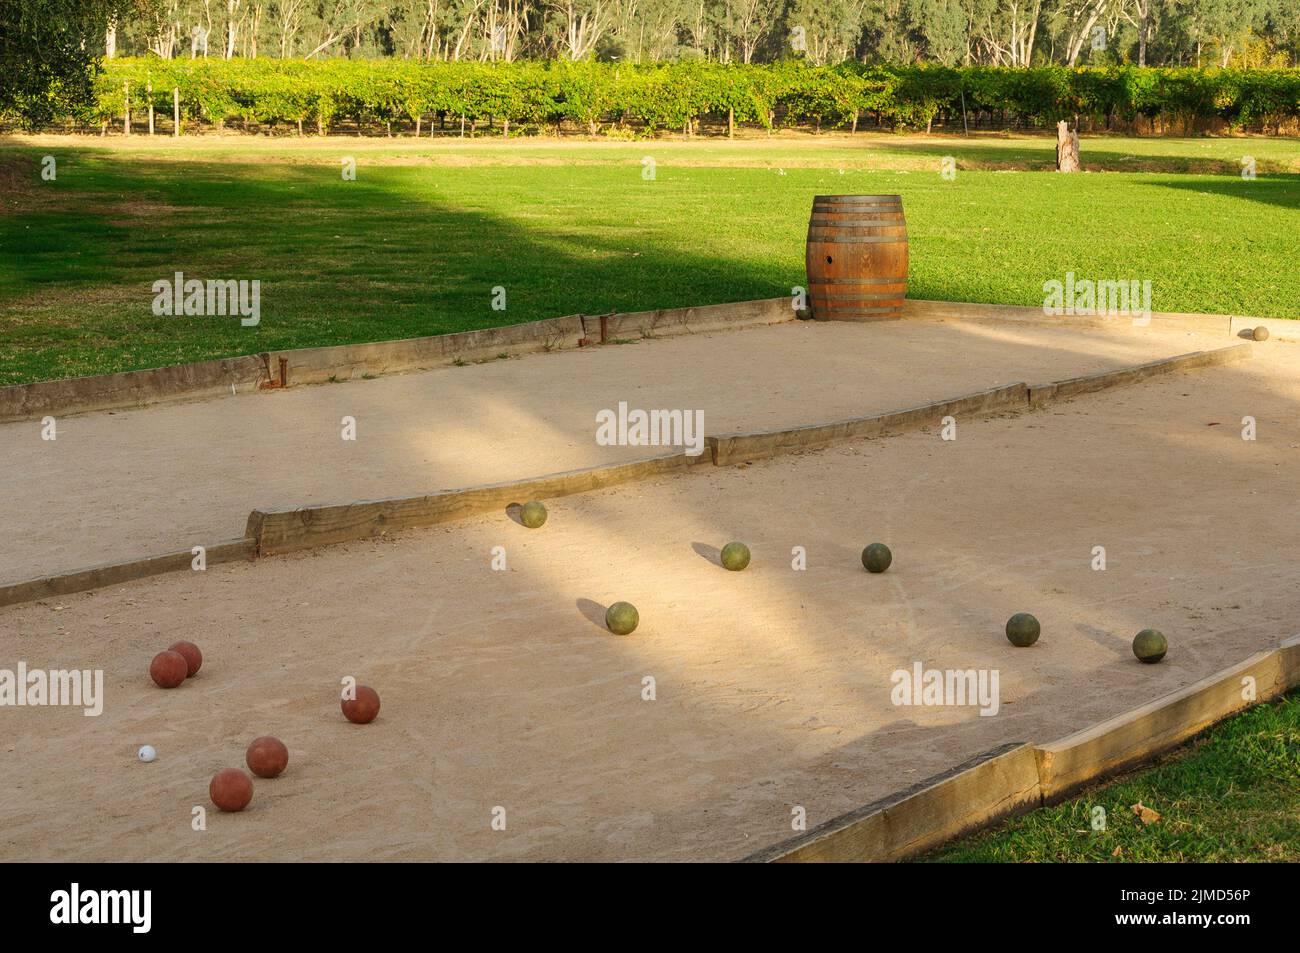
left=247, top=451, right=712, bottom=556
left=0, top=355, right=269, bottom=423
left=0, top=298, right=794, bottom=423
left=1027, top=343, right=1253, bottom=407
left=748, top=634, right=1300, bottom=858
left=900, top=298, right=1250, bottom=334
left=742, top=743, right=1041, bottom=864
left=747, top=636, right=1300, bottom=863
left=1033, top=645, right=1293, bottom=803
left=710, top=383, right=1028, bottom=466
left=0, top=538, right=254, bottom=608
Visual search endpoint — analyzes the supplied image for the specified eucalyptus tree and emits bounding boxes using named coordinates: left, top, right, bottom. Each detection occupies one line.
left=0, top=0, right=133, bottom=125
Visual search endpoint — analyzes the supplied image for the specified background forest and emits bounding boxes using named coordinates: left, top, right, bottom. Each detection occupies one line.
left=107, top=0, right=1300, bottom=69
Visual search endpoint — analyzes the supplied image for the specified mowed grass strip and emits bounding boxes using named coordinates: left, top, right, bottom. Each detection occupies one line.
left=1, top=134, right=1297, bottom=386
left=921, top=691, right=1300, bottom=863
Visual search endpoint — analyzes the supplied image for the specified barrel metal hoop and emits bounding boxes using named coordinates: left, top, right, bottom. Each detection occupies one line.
left=807, top=234, right=909, bottom=243
left=812, top=207, right=901, bottom=215
left=816, top=307, right=904, bottom=316
left=811, top=292, right=906, bottom=301
left=808, top=219, right=905, bottom=227
left=812, top=194, right=902, bottom=201
left=807, top=277, right=905, bottom=285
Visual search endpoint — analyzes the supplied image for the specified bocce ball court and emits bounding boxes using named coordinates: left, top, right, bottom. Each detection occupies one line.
left=2, top=309, right=1297, bottom=862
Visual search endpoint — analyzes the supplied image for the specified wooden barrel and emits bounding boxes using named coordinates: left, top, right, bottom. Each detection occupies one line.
left=805, top=194, right=908, bottom=321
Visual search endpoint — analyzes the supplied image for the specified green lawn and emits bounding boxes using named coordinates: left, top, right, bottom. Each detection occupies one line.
left=1, top=132, right=1297, bottom=386
left=922, top=692, right=1300, bottom=863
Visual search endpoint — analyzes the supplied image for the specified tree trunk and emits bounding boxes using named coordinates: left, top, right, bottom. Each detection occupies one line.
left=1138, top=1, right=1149, bottom=67
left=1056, top=120, right=1081, bottom=172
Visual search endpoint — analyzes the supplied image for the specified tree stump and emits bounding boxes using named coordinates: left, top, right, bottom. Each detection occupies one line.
left=1056, top=120, right=1081, bottom=172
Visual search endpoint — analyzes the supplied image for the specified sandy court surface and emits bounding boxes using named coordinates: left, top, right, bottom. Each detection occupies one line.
left=0, top=317, right=1239, bottom=583
left=1, top=339, right=1296, bottom=862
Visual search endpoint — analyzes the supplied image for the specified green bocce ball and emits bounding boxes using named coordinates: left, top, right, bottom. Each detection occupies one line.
left=605, top=601, right=639, bottom=636
left=1005, top=613, right=1041, bottom=648
left=519, top=501, right=548, bottom=528
left=861, top=543, right=892, bottom=573
left=1133, top=629, right=1168, bottom=664
left=720, top=542, right=751, bottom=571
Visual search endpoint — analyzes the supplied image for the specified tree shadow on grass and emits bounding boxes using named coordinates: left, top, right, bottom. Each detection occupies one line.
left=861, top=136, right=1300, bottom=175
left=1144, top=174, right=1300, bottom=212
left=0, top=146, right=798, bottom=383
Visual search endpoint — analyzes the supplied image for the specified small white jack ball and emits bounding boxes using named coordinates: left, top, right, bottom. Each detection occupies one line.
left=138, top=745, right=157, bottom=763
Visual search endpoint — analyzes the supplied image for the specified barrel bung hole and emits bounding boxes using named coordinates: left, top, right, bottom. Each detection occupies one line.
left=825, top=255, right=833, bottom=264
